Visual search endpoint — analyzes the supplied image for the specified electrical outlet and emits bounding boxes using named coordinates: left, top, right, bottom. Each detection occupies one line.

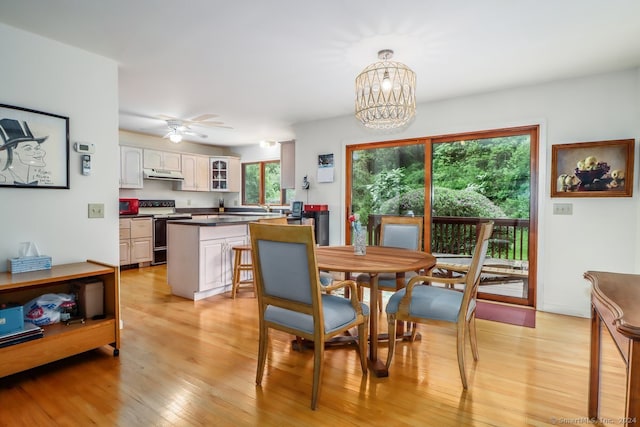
left=187, top=199, right=191, bottom=206
left=553, top=203, right=573, bottom=215
left=88, top=203, right=104, bottom=218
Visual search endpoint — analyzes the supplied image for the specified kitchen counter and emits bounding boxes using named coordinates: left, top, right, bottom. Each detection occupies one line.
left=168, top=214, right=287, bottom=226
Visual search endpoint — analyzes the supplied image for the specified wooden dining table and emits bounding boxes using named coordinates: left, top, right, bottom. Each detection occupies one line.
left=315, top=245, right=436, bottom=377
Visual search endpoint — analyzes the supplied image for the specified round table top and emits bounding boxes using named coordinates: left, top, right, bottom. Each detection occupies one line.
left=315, top=245, right=435, bottom=274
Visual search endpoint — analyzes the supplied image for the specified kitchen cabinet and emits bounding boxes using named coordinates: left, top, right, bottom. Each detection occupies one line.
left=119, top=217, right=153, bottom=266
left=167, top=223, right=248, bottom=300
left=143, top=149, right=181, bottom=172
left=177, top=154, right=210, bottom=192
left=210, top=156, right=240, bottom=192
left=119, top=146, right=143, bottom=189
left=0, top=261, right=120, bottom=378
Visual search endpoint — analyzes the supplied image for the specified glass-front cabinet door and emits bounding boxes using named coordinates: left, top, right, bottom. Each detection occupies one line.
left=211, top=157, right=229, bottom=191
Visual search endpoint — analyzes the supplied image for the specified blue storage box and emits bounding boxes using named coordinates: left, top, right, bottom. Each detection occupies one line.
left=0, top=305, right=24, bottom=335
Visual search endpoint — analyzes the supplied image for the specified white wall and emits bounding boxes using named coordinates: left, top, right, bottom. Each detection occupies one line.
left=293, top=68, right=640, bottom=318
left=0, top=24, right=119, bottom=270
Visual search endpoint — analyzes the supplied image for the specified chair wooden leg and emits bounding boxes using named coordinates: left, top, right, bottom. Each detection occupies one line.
left=468, top=314, right=479, bottom=361
left=386, top=315, right=397, bottom=369
left=378, top=290, right=383, bottom=312
left=232, top=250, right=241, bottom=299
left=410, top=322, right=419, bottom=342
left=357, top=320, right=368, bottom=374
left=256, top=324, right=268, bottom=386
left=456, top=321, right=468, bottom=389
left=311, top=338, right=324, bottom=410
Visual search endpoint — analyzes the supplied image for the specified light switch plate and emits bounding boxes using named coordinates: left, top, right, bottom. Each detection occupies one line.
left=553, top=203, right=573, bottom=215
left=88, top=203, right=104, bottom=218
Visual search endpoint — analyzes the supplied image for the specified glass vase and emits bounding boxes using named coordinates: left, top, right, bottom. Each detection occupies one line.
left=353, top=229, right=366, bottom=256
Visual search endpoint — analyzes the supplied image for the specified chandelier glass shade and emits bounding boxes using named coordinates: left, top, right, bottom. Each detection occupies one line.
left=355, top=49, right=416, bottom=129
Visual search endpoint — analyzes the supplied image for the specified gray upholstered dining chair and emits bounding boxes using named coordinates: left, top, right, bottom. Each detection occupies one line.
left=249, top=222, right=369, bottom=410
left=356, top=216, right=424, bottom=307
left=385, top=221, right=494, bottom=389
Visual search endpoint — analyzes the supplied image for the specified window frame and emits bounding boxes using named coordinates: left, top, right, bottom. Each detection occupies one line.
left=241, top=160, right=288, bottom=205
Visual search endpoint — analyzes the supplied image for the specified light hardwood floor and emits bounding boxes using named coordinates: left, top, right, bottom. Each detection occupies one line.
left=0, top=265, right=626, bottom=426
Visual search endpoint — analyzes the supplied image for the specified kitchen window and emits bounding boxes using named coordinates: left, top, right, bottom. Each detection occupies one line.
left=242, top=161, right=294, bottom=205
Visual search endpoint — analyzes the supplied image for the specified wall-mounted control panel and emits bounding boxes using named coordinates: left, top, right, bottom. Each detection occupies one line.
left=74, top=142, right=95, bottom=154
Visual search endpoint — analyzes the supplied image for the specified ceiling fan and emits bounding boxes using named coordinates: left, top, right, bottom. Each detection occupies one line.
left=146, top=114, right=232, bottom=143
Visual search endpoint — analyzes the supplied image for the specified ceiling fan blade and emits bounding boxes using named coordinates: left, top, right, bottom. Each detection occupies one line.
left=186, top=120, right=226, bottom=128
left=189, top=113, right=219, bottom=122
left=183, top=130, right=208, bottom=138
left=157, top=114, right=180, bottom=121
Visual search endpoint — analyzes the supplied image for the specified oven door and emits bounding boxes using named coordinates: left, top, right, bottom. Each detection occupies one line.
left=152, top=218, right=168, bottom=265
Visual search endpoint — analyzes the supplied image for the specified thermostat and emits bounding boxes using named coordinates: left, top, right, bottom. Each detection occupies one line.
left=74, top=142, right=95, bottom=154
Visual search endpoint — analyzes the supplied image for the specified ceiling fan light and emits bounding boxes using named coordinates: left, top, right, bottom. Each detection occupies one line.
left=169, top=133, right=182, bottom=143
left=260, top=140, right=277, bottom=148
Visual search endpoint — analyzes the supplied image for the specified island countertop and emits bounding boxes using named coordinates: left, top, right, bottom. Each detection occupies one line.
left=168, top=214, right=288, bottom=226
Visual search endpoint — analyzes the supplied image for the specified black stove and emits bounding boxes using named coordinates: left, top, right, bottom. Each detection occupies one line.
left=138, top=200, right=191, bottom=265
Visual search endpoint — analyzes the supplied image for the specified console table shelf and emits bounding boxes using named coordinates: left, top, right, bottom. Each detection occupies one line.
left=0, top=260, right=120, bottom=378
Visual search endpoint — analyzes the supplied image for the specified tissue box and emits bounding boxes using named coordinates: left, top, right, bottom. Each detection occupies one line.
left=8, top=256, right=52, bottom=274
left=0, top=305, right=24, bottom=335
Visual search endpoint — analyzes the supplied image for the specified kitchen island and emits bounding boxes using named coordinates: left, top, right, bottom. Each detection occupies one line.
left=166, top=214, right=286, bottom=300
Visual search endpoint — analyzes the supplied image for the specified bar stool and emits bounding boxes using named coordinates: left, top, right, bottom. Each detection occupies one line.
left=231, top=244, right=254, bottom=298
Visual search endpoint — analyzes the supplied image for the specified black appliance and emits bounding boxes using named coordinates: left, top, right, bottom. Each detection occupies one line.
left=303, top=210, right=329, bottom=246
left=138, top=200, right=192, bottom=265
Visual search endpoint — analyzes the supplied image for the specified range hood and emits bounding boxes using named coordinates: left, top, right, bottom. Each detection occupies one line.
left=143, top=168, right=184, bottom=181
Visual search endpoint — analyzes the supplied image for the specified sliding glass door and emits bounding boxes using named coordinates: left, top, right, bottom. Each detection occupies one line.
left=346, top=126, right=538, bottom=307
left=346, top=139, right=429, bottom=247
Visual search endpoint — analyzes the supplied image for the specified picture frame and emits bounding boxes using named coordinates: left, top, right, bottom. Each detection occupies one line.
left=551, top=139, right=634, bottom=198
left=0, top=103, right=70, bottom=189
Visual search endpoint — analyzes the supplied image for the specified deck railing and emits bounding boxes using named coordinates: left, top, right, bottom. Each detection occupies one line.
left=366, top=215, right=530, bottom=260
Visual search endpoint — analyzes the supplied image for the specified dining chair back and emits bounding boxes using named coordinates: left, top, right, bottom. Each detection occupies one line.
left=257, top=217, right=288, bottom=224
left=380, top=215, right=424, bottom=251
left=357, top=216, right=424, bottom=303
left=249, top=223, right=369, bottom=410
left=385, top=221, right=494, bottom=389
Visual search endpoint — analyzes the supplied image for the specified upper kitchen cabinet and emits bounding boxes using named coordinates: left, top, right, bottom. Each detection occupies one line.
left=177, top=154, right=211, bottom=192
left=143, top=149, right=181, bottom=171
left=211, top=157, right=240, bottom=192
left=120, top=146, right=143, bottom=189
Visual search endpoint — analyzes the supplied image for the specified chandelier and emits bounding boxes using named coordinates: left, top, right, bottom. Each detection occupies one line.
left=355, top=49, right=416, bottom=129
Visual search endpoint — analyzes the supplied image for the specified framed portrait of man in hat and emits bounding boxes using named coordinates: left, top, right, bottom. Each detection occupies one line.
left=0, top=104, right=69, bottom=189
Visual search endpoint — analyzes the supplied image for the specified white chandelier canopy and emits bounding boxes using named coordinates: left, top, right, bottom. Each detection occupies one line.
left=355, top=49, right=416, bottom=129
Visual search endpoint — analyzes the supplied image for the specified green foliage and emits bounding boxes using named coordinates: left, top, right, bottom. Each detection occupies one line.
left=365, top=168, right=408, bottom=207
left=264, top=162, right=281, bottom=204
left=432, top=187, right=506, bottom=217
left=432, top=137, right=530, bottom=218
left=380, top=187, right=505, bottom=218
left=243, top=163, right=260, bottom=204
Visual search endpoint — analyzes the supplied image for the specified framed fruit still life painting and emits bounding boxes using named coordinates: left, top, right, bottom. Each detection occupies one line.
left=551, top=139, right=634, bottom=197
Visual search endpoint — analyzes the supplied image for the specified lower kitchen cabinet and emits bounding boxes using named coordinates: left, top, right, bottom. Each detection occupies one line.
left=167, top=223, right=248, bottom=300
left=119, top=217, right=153, bottom=266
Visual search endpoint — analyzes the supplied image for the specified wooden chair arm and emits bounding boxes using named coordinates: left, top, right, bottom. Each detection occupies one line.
left=323, top=279, right=365, bottom=315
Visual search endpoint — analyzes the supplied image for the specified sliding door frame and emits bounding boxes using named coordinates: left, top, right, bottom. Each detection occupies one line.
left=345, top=125, right=539, bottom=307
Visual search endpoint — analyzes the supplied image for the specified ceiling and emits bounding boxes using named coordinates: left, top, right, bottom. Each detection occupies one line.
left=2, top=1, right=640, bottom=147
